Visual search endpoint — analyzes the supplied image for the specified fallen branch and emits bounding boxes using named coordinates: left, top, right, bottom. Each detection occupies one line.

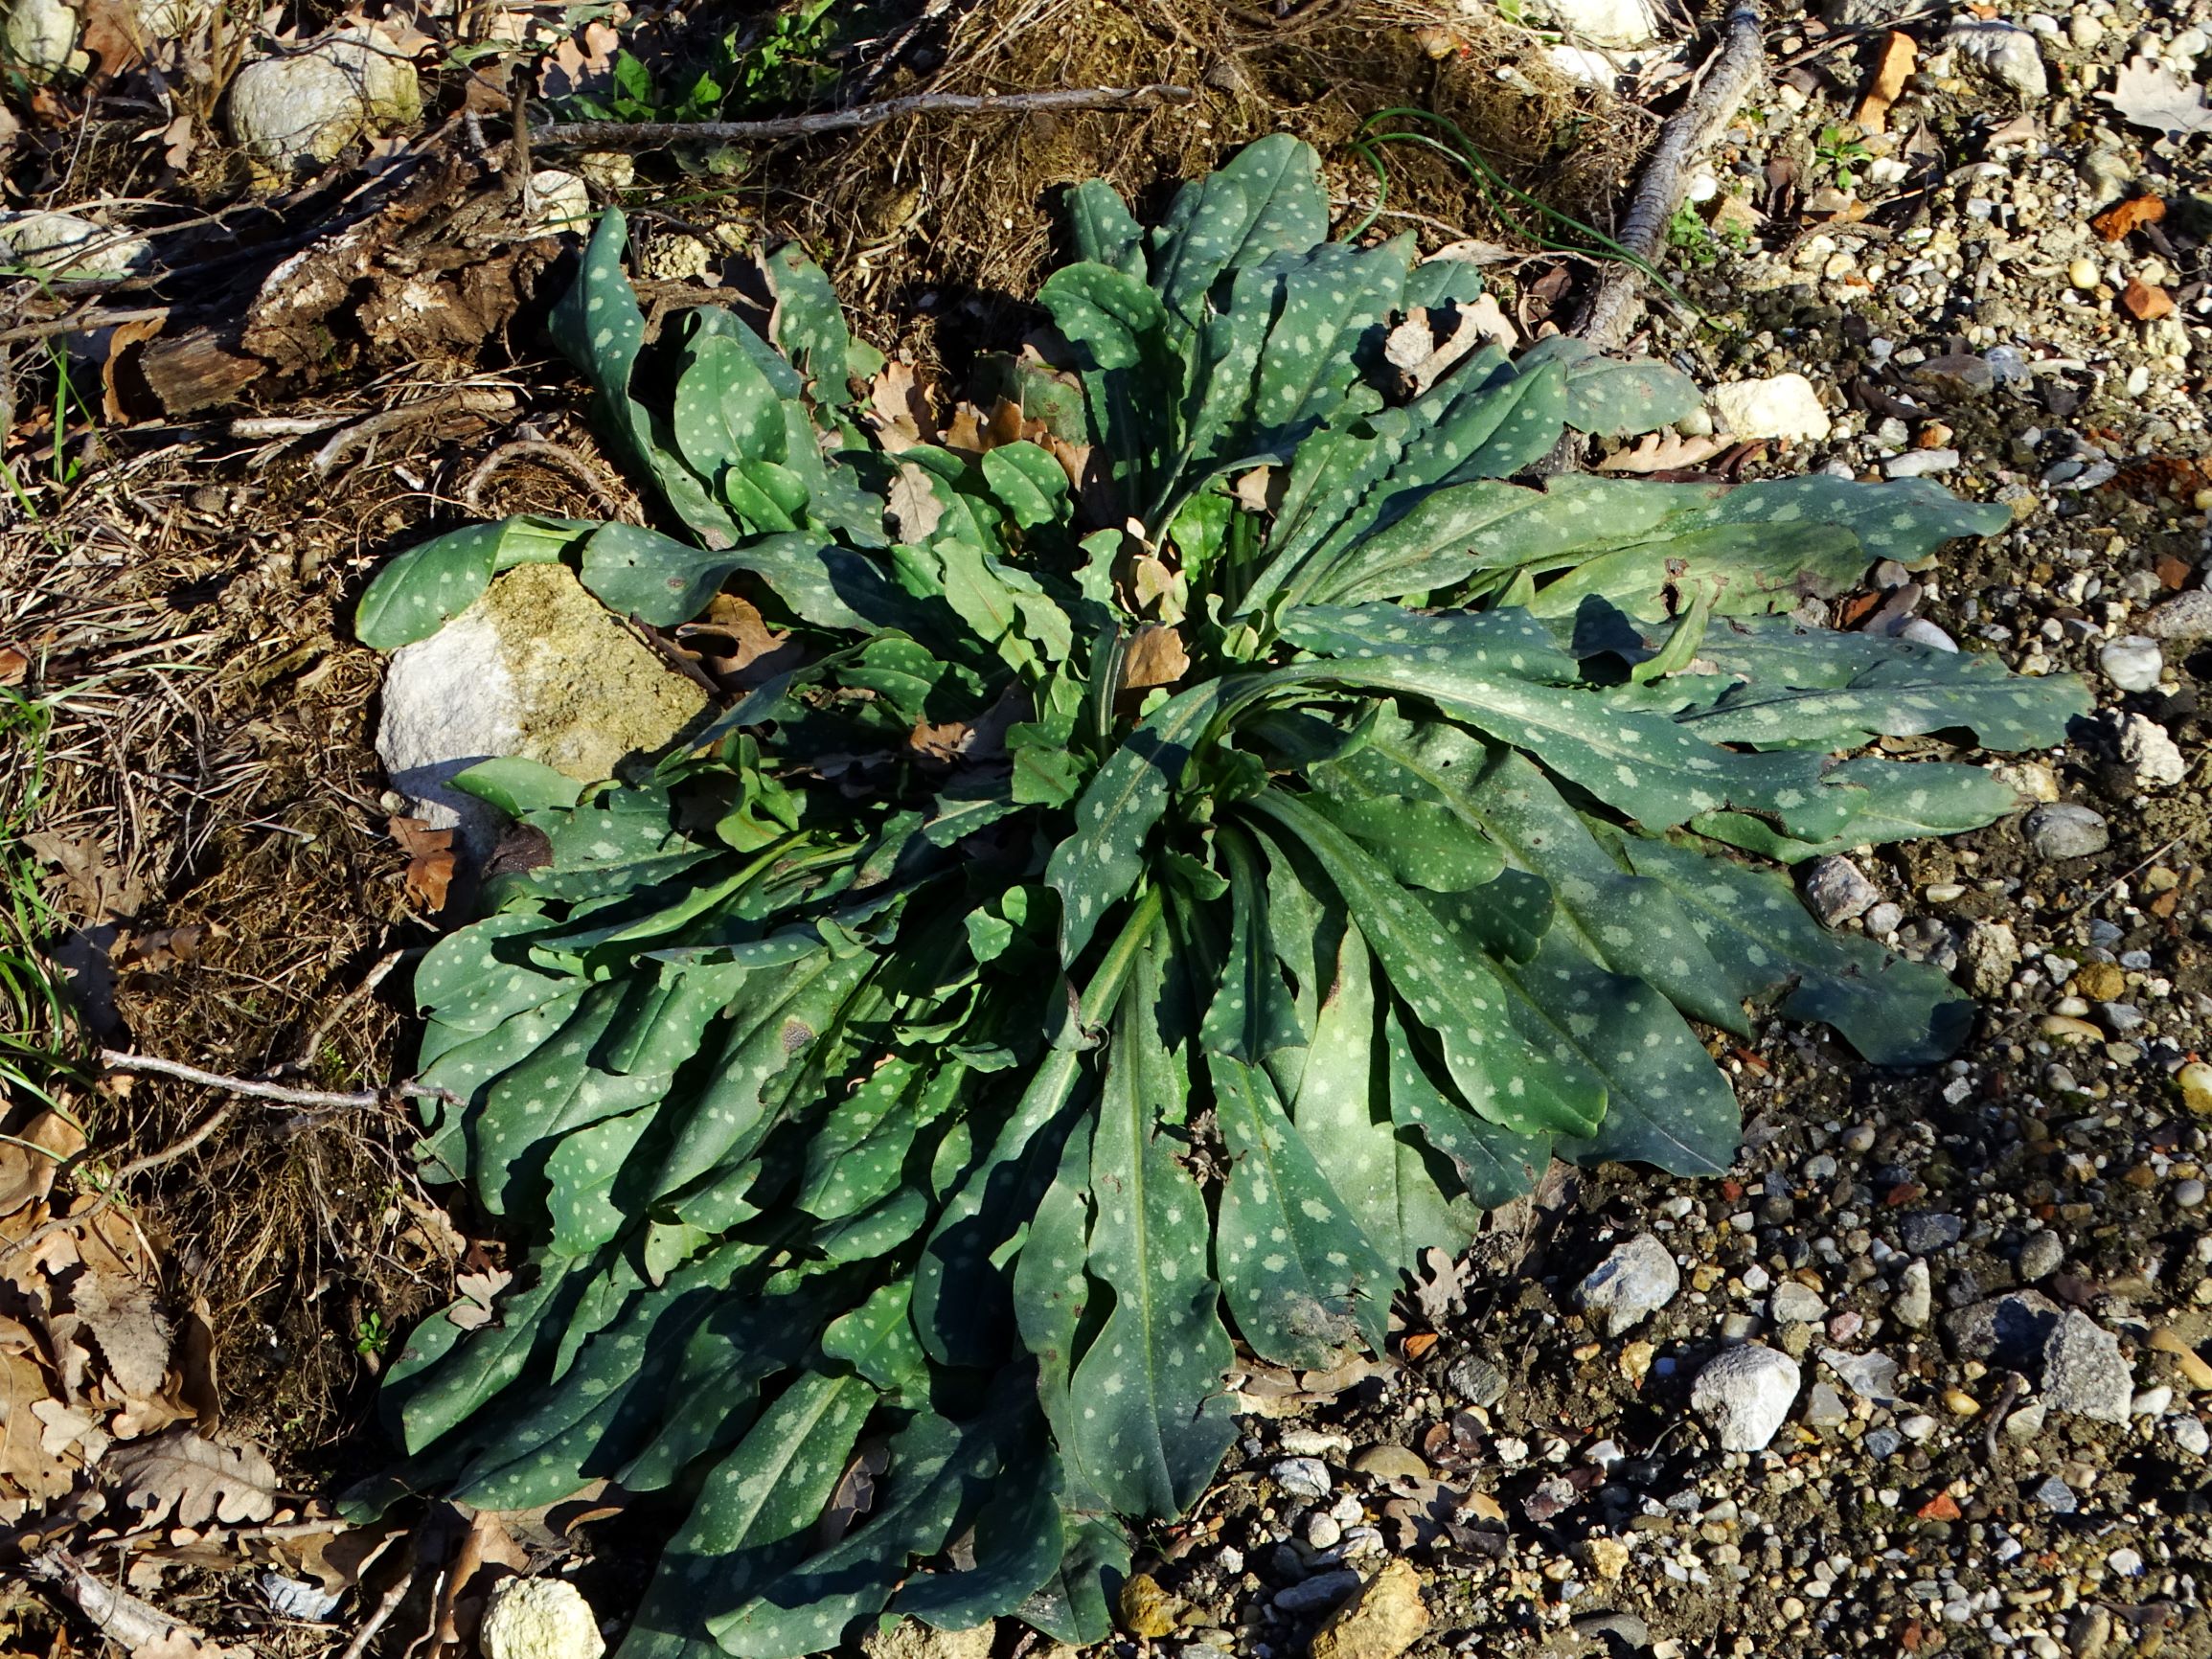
left=97, top=1049, right=458, bottom=1112
left=529, top=82, right=1196, bottom=148
left=1572, top=0, right=1767, bottom=352
left=25, top=1547, right=204, bottom=1649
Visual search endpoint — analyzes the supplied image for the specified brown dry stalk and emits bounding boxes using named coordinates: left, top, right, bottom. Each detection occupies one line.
left=528, top=81, right=1196, bottom=148
left=1572, top=0, right=1767, bottom=352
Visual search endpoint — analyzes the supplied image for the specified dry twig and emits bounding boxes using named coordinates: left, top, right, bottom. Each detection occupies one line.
left=529, top=82, right=1195, bottom=148
left=1572, top=0, right=1767, bottom=351
left=97, top=1048, right=457, bottom=1112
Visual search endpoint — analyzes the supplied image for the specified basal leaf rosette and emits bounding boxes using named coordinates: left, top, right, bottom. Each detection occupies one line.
left=354, top=137, right=2086, bottom=1659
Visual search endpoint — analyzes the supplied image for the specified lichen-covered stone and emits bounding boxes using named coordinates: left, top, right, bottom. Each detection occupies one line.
left=480, top=1578, right=604, bottom=1659
left=227, top=25, right=422, bottom=170
left=376, top=562, right=707, bottom=859
left=0, top=211, right=153, bottom=278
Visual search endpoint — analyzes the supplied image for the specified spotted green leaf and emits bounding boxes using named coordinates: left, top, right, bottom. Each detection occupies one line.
left=354, top=514, right=591, bottom=648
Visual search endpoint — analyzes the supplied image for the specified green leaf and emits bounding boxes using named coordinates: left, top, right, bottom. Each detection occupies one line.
left=1208, top=1049, right=1390, bottom=1368
left=1246, top=789, right=1604, bottom=1140
left=1283, top=912, right=1483, bottom=1264
left=355, top=515, right=591, bottom=648
left=709, top=1404, right=1007, bottom=1657
left=982, top=442, right=1072, bottom=530
left=452, top=757, right=585, bottom=817
left=1015, top=1516, right=1130, bottom=1648
left=1626, top=834, right=1973, bottom=1065
left=1381, top=1000, right=1548, bottom=1209
left=1198, top=829, right=1307, bottom=1064
left=1149, top=133, right=1329, bottom=326
left=1070, top=945, right=1237, bottom=1519
left=1065, top=179, right=1146, bottom=278
left=579, top=522, right=893, bottom=632
left=764, top=242, right=856, bottom=402
left=894, top=1451, right=1066, bottom=1630
left=613, top=1370, right=875, bottom=1659
left=1045, top=680, right=1227, bottom=965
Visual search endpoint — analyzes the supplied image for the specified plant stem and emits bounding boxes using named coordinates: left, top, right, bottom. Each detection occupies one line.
left=529, top=83, right=1196, bottom=149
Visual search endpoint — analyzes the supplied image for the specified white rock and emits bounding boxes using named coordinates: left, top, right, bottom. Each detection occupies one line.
left=2101, top=635, right=2164, bottom=693
left=376, top=563, right=707, bottom=860
left=2115, top=713, right=2186, bottom=788
left=228, top=24, right=422, bottom=170
left=528, top=170, right=593, bottom=237
left=481, top=1579, right=604, bottom=1659
left=1692, top=1345, right=1802, bottom=1452
left=1884, top=447, right=1959, bottom=479
left=1547, top=43, right=1623, bottom=83
left=1711, top=374, right=1832, bottom=443
left=1943, top=21, right=2049, bottom=96
left=1897, top=619, right=1958, bottom=652
left=0, top=211, right=153, bottom=278
left=1560, top=0, right=1654, bottom=42
left=1577, top=1234, right=1681, bottom=1337
left=1, top=0, right=83, bottom=77
left=1893, top=1259, right=1933, bottom=1329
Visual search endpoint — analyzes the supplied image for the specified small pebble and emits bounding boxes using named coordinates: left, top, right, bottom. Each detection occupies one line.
left=2101, top=635, right=2163, bottom=693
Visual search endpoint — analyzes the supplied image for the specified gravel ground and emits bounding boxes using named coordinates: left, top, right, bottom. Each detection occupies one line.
left=1085, top=4, right=2212, bottom=1658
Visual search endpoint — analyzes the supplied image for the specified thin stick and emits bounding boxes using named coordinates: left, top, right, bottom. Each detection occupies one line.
left=0, top=305, right=171, bottom=346
left=1572, top=0, right=1767, bottom=352
left=97, top=1048, right=458, bottom=1111
left=25, top=1548, right=198, bottom=1649
left=529, top=82, right=1194, bottom=148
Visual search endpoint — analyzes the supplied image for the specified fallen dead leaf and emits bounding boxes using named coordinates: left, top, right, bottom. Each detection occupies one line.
left=1119, top=625, right=1190, bottom=693
left=106, top=1425, right=279, bottom=1529
left=540, top=17, right=621, bottom=100
left=0, top=1109, right=86, bottom=1215
left=171, top=1297, right=219, bottom=1431
left=2122, top=276, right=2176, bottom=321
left=2091, top=194, right=2167, bottom=241
left=904, top=718, right=971, bottom=765
left=113, top=924, right=211, bottom=977
left=2103, top=56, right=2212, bottom=140
left=1231, top=466, right=1280, bottom=515
left=388, top=817, right=455, bottom=910
left=887, top=464, right=946, bottom=543
left=68, top=1271, right=172, bottom=1401
left=434, top=1509, right=528, bottom=1649
left=0, top=645, right=27, bottom=686
left=1597, top=429, right=1728, bottom=473
left=1129, top=554, right=1184, bottom=623
left=819, top=1440, right=889, bottom=1547
left=1855, top=33, right=1917, bottom=132
left=0, top=1320, right=78, bottom=1505
left=867, top=361, right=933, bottom=453
left=447, top=1268, right=513, bottom=1332
left=23, top=831, right=143, bottom=924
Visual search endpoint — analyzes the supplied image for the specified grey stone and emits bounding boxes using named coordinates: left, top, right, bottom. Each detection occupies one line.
left=1884, top=448, right=1960, bottom=480
left=1769, top=1282, right=1828, bottom=1325
left=1893, top=1260, right=1933, bottom=1329
left=1571, top=1612, right=1653, bottom=1650
left=2041, top=1312, right=2132, bottom=1422
left=1805, top=1381, right=1851, bottom=1427
left=2100, top=635, right=2164, bottom=693
left=2144, top=591, right=2212, bottom=641
left=1897, top=619, right=1959, bottom=652
left=1447, top=1352, right=1509, bottom=1407
left=1271, top=1457, right=1333, bottom=1500
left=2031, top=1474, right=2078, bottom=1513
left=1272, top=1570, right=1362, bottom=1614
left=1945, top=1290, right=2062, bottom=1367
left=1943, top=21, right=2050, bottom=95
left=2018, top=1230, right=2065, bottom=1282
left=1821, top=1346, right=1900, bottom=1406
left=2024, top=804, right=2110, bottom=860
left=1863, top=1426, right=1903, bottom=1458
left=1691, top=1345, right=1801, bottom=1451
left=1802, top=855, right=1881, bottom=926
left=376, top=564, right=711, bottom=863
left=1863, top=900, right=1904, bottom=936
left=1577, top=1234, right=1680, bottom=1337
left=1899, top=1212, right=1963, bottom=1254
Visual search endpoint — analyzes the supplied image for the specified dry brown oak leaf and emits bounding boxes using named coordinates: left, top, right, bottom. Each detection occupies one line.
left=106, top=1425, right=279, bottom=1528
